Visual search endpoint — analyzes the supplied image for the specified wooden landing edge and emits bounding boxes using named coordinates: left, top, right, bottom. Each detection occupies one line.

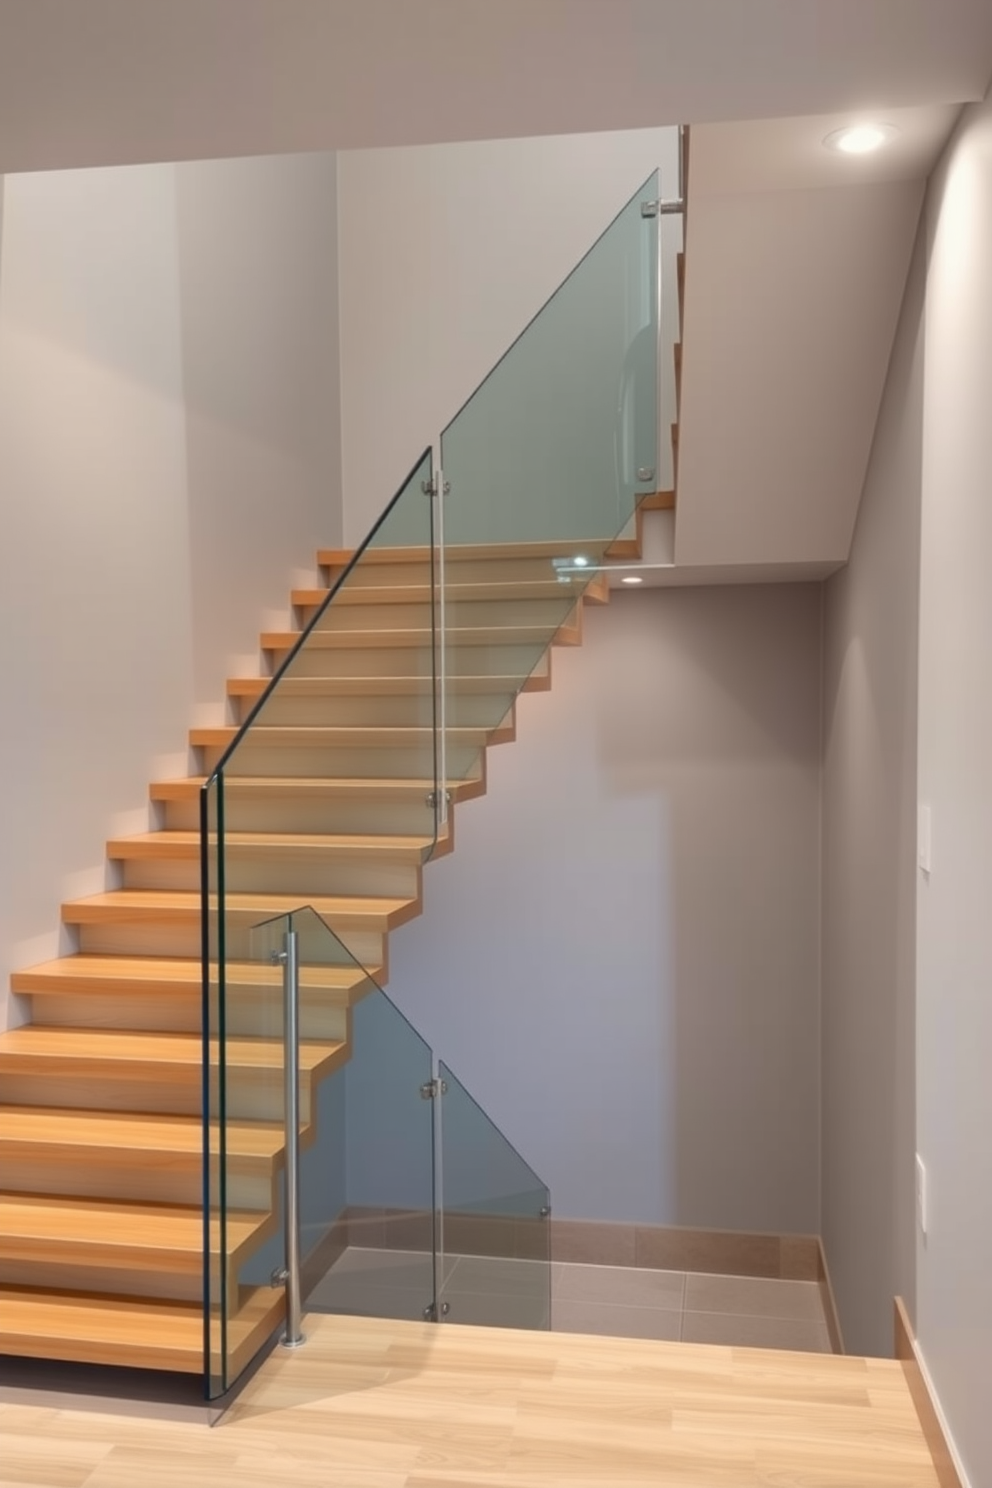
left=815, top=1239, right=845, bottom=1356
left=894, top=1297, right=966, bottom=1488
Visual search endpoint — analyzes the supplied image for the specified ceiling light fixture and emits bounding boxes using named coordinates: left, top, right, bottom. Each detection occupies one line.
left=621, top=574, right=644, bottom=585
left=823, top=123, right=897, bottom=156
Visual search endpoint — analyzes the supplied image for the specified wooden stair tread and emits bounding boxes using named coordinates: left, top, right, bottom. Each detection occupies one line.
left=0, top=1193, right=266, bottom=1261
left=292, top=577, right=588, bottom=606
left=0, top=1025, right=346, bottom=1074
left=61, top=889, right=418, bottom=928
left=12, top=954, right=377, bottom=996
left=317, top=541, right=611, bottom=566
left=150, top=775, right=484, bottom=802
left=0, top=1106, right=283, bottom=1160
left=0, top=1284, right=283, bottom=1372
left=227, top=673, right=530, bottom=697
left=190, top=723, right=508, bottom=747
left=107, top=829, right=442, bottom=861
left=261, top=623, right=573, bottom=650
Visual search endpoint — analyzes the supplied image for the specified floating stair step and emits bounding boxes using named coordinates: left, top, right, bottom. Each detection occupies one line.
left=0, top=1106, right=286, bottom=1205
left=60, top=889, right=412, bottom=968
left=292, top=577, right=589, bottom=610
left=150, top=774, right=483, bottom=805
left=192, top=726, right=499, bottom=785
left=0, top=1193, right=270, bottom=1278
left=106, top=829, right=448, bottom=901
left=107, top=829, right=445, bottom=865
left=0, top=1027, right=346, bottom=1083
left=227, top=669, right=550, bottom=701
left=12, top=954, right=379, bottom=1000
left=0, top=1027, right=347, bottom=1119
left=62, top=888, right=417, bottom=932
left=0, top=1105, right=291, bottom=1208
left=260, top=621, right=580, bottom=657
left=12, top=954, right=377, bottom=1037
left=0, top=1284, right=284, bottom=1374
left=189, top=724, right=512, bottom=752
left=149, top=774, right=483, bottom=837
left=225, top=673, right=524, bottom=729
left=320, top=559, right=591, bottom=590
left=316, top=540, right=612, bottom=567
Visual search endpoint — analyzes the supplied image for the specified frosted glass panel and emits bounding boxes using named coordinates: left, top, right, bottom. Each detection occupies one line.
left=441, top=173, right=659, bottom=544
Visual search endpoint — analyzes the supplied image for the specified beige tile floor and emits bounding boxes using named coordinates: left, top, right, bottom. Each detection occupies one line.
left=308, top=1247, right=834, bottom=1353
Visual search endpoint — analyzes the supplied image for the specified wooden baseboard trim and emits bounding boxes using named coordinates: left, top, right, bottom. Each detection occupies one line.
left=344, top=1211, right=829, bottom=1286
left=815, top=1240, right=845, bottom=1355
left=549, top=1219, right=821, bottom=1282
left=894, top=1297, right=965, bottom=1488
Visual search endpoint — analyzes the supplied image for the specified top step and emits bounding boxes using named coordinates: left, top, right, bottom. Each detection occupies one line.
left=317, top=540, right=613, bottom=568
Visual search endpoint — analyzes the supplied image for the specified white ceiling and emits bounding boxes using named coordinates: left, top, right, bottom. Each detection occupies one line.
left=689, top=105, right=965, bottom=193
left=0, top=0, right=989, bottom=175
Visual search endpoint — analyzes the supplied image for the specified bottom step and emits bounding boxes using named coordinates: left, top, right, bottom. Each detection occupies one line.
left=0, top=1284, right=285, bottom=1376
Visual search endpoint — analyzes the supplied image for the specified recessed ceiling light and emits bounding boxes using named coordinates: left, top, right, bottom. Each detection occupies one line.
left=621, top=574, right=643, bottom=585
left=823, top=124, right=898, bottom=156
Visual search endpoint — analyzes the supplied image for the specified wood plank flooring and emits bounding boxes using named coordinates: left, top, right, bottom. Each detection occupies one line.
left=0, top=1314, right=939, bottom=1487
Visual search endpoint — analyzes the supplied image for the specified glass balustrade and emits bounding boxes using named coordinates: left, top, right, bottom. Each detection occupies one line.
left=436, top=1060, right=551, bottom=1331
left=201, top=162, right=680, bottom=1395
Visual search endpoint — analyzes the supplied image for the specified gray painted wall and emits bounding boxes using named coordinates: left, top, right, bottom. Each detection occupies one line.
left=914, top=94, right=992, bottom=1488
left=821, top=225, right=923, bottom=1359
left=0, top=154, right=343, bottom=1028
left=384, top=585, right=823, bottom=1235
left=821, top=89, right=992, bottom=1483
left=175, top=152, right=343, bottom=717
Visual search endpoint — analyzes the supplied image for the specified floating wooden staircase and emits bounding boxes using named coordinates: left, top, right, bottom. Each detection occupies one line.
left=0, top=544, right=626, bottom=1376
left=0, top=162, right=689, bottom=1383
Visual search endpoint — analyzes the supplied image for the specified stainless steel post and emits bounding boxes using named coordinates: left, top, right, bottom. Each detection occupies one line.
left=280, top=927, right=305, bottom=1348
left=677, top=122, right=686, bottom=206
left=436, top=462, right=448, bottom=833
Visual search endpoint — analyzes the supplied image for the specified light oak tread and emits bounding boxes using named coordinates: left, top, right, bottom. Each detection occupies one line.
left=0, top=1026, right=346, bottom=1076
left=61, top=888, right=419, bottom=928
left=317, top=540, right=612, bottom=566
left=0, top=1193, right=267, bottom=1267
left=150, top=773, right=484, bottom=802
left=228, top=671, right=541, bottom=697
left=12, top=954, right=377, bottom=997
left=0, top=1284, right=282, bottom=1372
left=261, top=621, right=576, bottom=651
left=107, top=829, right=444, bottom=863
left=190, top=721, right=510, bottom=747
left=0, top=1105, right=284, bottom=1162
left=292, top=577, right=591, bottom=607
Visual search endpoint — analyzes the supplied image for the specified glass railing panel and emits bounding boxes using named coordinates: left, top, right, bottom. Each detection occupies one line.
left=435, top=175, right=660, bottom=792
left=244, top=907, right=436, bottom=1332
left=207, top=450, right=441, bottom=871
left=437, top=547, right=605, bottom=789
left=440, top=172, right=659, bottom=547
left=306, top=977, right=438, bottom=1324
left=437, top=1059, right=551, bottom=1331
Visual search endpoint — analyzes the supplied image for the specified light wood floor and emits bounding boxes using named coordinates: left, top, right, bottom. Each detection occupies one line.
left=0, top=1313, right=939, bottom=1488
